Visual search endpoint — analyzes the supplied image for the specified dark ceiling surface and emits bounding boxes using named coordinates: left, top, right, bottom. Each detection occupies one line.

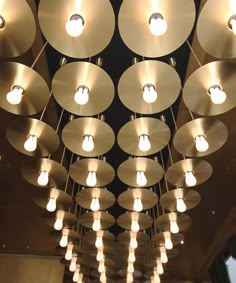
left=0, top=0, right=236, bottom=282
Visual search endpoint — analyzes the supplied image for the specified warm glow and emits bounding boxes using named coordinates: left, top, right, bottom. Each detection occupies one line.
left=127, top=262, right=134, bottom=273
left=153, top=270, right=161, bottom=283
left=164, top=231, right=173, bottom=250
left=74, top=85, right=89, bottom=105
left=98, top=261, right=106, bottom=273
left=176, top=197, right=187, bottom=213
left=69, top=255, right=78, bottom=272
left=156, top=257, right=164, bottom=274
left=229, top=15, right=236, bottom=35
left=170, top=219, right=179, bottom=234
left=6, top=86, right=24, bottom=105
left=133, top=197, right=143, bottom=212
left=149, top=13, right=167, bottom=36
left=129, top=232, right=138, bottom=249
left=96, top=248, right=104, bottom=262
left=77, top=273, right=83, bottom=283
left=142, top=83, right=158, bottom=103
left=82, top=135, right=94, bottom=152
left=65, top=242, right=73, bottom=261
left=208, top=85, right=227, bottom=104
left=86, top=171, right=97, bottom=187
left=195, top=135, right=209, bottom=152
left=24, top=135, right=38, bottom=152
left=131, top=219, right=140, bottom=232
left=66, top=14, right=84, bottom=37
left=54, top=215, right=63, bottom=231
left=138, top=134, right=151, bottom=152
left=127, top=273, right=133, bottom=283
left=136, top=170, right=147, bottom=186
left=159, top=246, right=168, bottom=263
left=128, top=248, right=136, bottom=263
left=59, top=228, right=69, bottom=247
left=0, top=16, right=5, bottom=29
left=184, top=171, right=197, bottom=187
left=95, top=235, right=103, bottom=248
left=100, top=272, right=106, bottom=282
left=92, top=218, right=101, bottom=231
left=46, top=197, right=57, bottom=212
left=37, top=170, right=49, bottom=186
left=90, top=197, right=100, bottom=211
left=72, top=264, right=80, bottom=282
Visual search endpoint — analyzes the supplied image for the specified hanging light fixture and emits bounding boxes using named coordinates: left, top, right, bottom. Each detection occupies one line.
left=149, top=13, right=167, bottom=36
left=156, top=257, right=164, bottom=275
left=65, top=242, right=73, bottom=260
left=96, top=248, right=104, bottom=262
left=208, top=85, right=226, bottom=104
left=90, top=197, right=100, bottom=212
left=129, top=232, right=138, bottom=249
left=98, top=261, right=106, bottom=273
left=136, top=170, right=147, bottom=186
left=228, top=14, right=236, bottom=35
left=86, top=171, right=97, bottom=187
left=184, top=171, right=197, bottom=187
left=69, top=255, right=78, bottom=272
left=82, top=135, right=94, bottom=152
left=142, top=83, right=158, bottom=103
left=66, top=14, right=84, bottom=37
left=54, top=213, right=64, bottom=231
left=72, top=263, right=80, bottom=281
left=6, top=85, right=24, bottom=105
left=159, top=245, right=168, bottom=263
left=59, top=228, right=69, bottom=247
left=133, top=197, right=143, bottom=212
left=170, top=219, right=179, bottom=234
left=138, top=134, right=151, bottom=152
left=195, top=135, right=209, bottom=152
left=131, top=219, right=140, bottom=232
left=163, top=231, right=173, bottom=250
left=37, top=170, right=49, bottom=186
left=95, top=233, right=104, bottom=248
left=74, top=85, right=89, bottom=105
left=127, top=262, right=134, bottom=273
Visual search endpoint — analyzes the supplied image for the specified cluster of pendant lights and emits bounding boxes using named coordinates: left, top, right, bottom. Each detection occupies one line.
left=1, top=0, right=236, bottom=282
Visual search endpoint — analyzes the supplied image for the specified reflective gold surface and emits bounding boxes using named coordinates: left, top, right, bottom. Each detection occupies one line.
left=118, top=60, right=181, bottom=114
left=42, top=210, right=77, bottom=229
left=117, top=212, right=153, bottom=230
left=152, top=232, right=184, bottom=246
left=79, top=211, right=115, bottom=230
left=156, top=212, right=192, bottom=232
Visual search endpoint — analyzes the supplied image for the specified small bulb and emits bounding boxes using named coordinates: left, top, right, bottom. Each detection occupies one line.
left=96, top=248, right=104, bottom=262
left=176, top=198, right=187, bottom=213
left=208, top=85, right=226, bottom=104
left=65, top=243, right=73, bottom=261
left=37, top=170, right=49, bottom=186
left=69, top=255, right=78, bottom=272
left=66, top=14, right=84, bottom=37
left=129, top=236, right=138, bottom=249
left=0, top=16, right=5, bottom=29
left=131, top=219, right=140, bottom=232
left=24, top=135, right=38, bottom=152
left=143, top=83, right=158, bottom=103
left=164, top=231, right=173, bottom=250
left=153, top=271, right=161, bottom=283
left=229, top=15, right=236, bottom=35
left=78, top=273, right=83, bottom=283
left=82, top=135, right=94, bottom=152
left=184, top=171, right=197, bottom=187
left=72, top=265, right=80, bottom=282
left=149, top=13, right=167, bottom=36
left=90, top=197, right=100, bottom=212
left=138, top=134, right=151, bottom=152
left=86, top=171, right=97, bottom=187
left=160, top=246, right=168, bottom=263
left=95, top=235, right=103, bottom=248
left=127, top=262, right=134, bottom=273
left=128, top=249, right=136, bottom=263
left=195, top=135, right=209, bottom=152
left=6, top=86, right=24, bottom=105
left=133, top=198, right=143, bottom=212
left=127, top=273, right=133, bottom=283
left=46, top=197, right=57, bottom=212
left=54, top=216, right=63, bottom=231
left=92, top=218, right=101, bottom=232
left=180, top=240, right=184, bottom=245
left=100, top=272, right=106, bottom=282
left=156, top=258, right=164, bottom=275
left=74, top=86, right=89, bottom=105
left=136, top=170, right=147, bottom=187
left=60, top=229, right=69, bottom=247
left=170, top=220, right=179, bottom=234
left=98, top=261, right=105, bottom=273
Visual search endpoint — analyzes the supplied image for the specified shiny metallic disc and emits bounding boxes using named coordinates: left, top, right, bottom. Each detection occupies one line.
left=42, top=210, right=77, bottom=229
left=166, top=158, right=212, bottom=187
left=79, top=211, right=115, bottom=230
left=21, top=158, right=67, bottom=188
left=117, top=231, right=149, bottom=246
left=0, top=0, right=36, bottom=57
left=50, top=229, right=80, bottom=243
left=38, top=0, right=115, bottom=58
left=118, top=188, right=158, bottom=211
left=83, top=230, right=115, bottom=245
left=33, top=187, right=72, bottom=210
left=117, top=212, right=153, bottom=231
left=160, top=188, right=201, bottom=212
left=183, top=61, right=236, bottom=116
left=118, top=60, right=181, bottom=114
left=156, top=212, right=192, bottom=232
left=174, top=118, right=228, bottom=157
left=52, top=62, right=114, bottom=116
left=117, top=157, right=163, bottom=187
left=118, top=0, right=195, bottom=57
left=117, top=117, right=170, bottom=156
left=197, top=0, right=236, bottom=58
left=0, top=62, right=49, bottom=115
left=6, top=118, right=59, bottom=157
left=62, top=117, right=115, bottom=157
left=152, top=232, right=184, bottom=246
left=75, top=187, right=115, bottom=210
left=70, top=158, right=115, bottom=187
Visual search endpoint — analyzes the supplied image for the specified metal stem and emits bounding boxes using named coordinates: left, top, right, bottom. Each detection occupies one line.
left=39, top=91, right=53, bottom=121
left=186, top=39, right=202, bottom=68
left=55, top=108, right=65, bottom=133
left=31, top=41, right=48, bottom=69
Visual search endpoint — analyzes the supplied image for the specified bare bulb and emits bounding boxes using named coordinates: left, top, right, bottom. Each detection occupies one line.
left=24, top=135, right=38, bottom=152
left=184, top=171, right=197, bottom=187
left=46, top=197, right=57, bottom=212
left=127, top=272, right=133, bottom=283
left=138, top=134, right=151, bottom=152
left=195, top=135, right=209, bottom=152
left=72, top=264, right=80, bottom=282
left=136, top=170, right=147, bottom=186
left=128, top=249, right=136, bottom=263
left=54, top=216, right=63, bottom=231
left=82, top=135, right=94, bottom=152
left=69, top=255, right=78, bottom=272
left=143, top=83, right=157, bottom=103
left=153, top=271, right=161, bottom=283
left=74, top=85, right=89, bottom=105
left=37, top=170, right=49, bottom=186
left=66, top=14, right=84, bottom=37
left=230, top=16, right=236, bottom=35
left=127, top=262, right=134, bottom=273
left=160, top=246, right=168, bottom=263
left=100, top=272, right=106, bottom=282
left=131, top=219, right=140, bottom=232
left=98, top=261, right=105, bottom=273
left=92, top=218, right=101, bottom=232
left=95, top=235, right=103, bottom=248
left=149, top=13, right=167, bottom=36
left=78, top=273, right=83, bottom=283
left=129, top=235, right=138, bottom=249
left=0, top=16, right=5, bottom=29
left=176, top=198, right=187, bottom=213
left=164, top=231, right=173, bottom=250
left=170, top=220, right=179, bottom=234
left=90, top=197, right=100, bottom=212
left=96, top=248, right=104, bottom=262
left=65, top=243, right=73, bottom=261
left=60, top=229, right=69, bottom=247
left=208, top=85, right=226, bottom=104
left=156, top=258, right=164, bottom=274
left=6, top=86, right=24, bottom=105
left=86, top=171, right=97, bottom=187
left=133, top=198, right=143, bottom=212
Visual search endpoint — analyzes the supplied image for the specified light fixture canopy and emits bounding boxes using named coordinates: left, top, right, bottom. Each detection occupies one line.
left=149, top=13, right=167, bottom=36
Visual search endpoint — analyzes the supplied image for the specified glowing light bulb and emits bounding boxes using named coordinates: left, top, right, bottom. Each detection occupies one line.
left=92, top=218, right=101, bottom=232
left=0, top=16, right=5, bottom=29
left=78, top=273, right=83, bottom=283
left=176, top=198, right=187, bottom=213
left=96, top=248, right=104, bottom=262
left=66, top=14, right=84, bottom=37
left=138, top=134, right=151, bottom=152
left=131, top=219, right=140, bottom=232
left=149, top=13, right=167, bottom=36
left=142, top=83, right=158, bottom=103
left=164, top=231, right=173, bottom=250
left=86, top=171, right=97, bottom=187
left=208, top=85, right=226, bottom=104
left=54, top=215, right=63, bottom=231
left=127, top=273, right=133, bottom=283
left=184, top=171, right=197, bottom=187
left=229, top=15, right=236, bottom=35
left=170, top=220, right=179, bottom=234
left=46, top=197, right=57, bottom=212
left=24, top=135, right=38, bottom=152
left=82, top=135, right=94, bottom=152
left=127, top=262, right=134, bottom=273
left=151, top=276, right=154, bottom=283
left=156, top=258, right=164, bottom=275
left=133, top=197, right=143, bottom=212
left=74, top=86, right=89, bottom=105
left=90, top=197, right=100, bottom=212
left=65, top=242, right=73, bottom=261
left=129, top=233, right=138, bottom=249
left=100, top=272, right=106, bottom=282
left=37, top=170, right=49, bottom=186
left=153, top=271, right=161, bottom=283
left=136, top=171, right=147, bottom=187
left=195, top=135, right=209, bottom=152
left=6, top=86, right=24, bottom=105
left=72, top=264, right=80, bottom=282
left=60, top=228, right=69, bottom=247
left=95, top=235, right=103, bottom=248
left=98, top=261, right=105, bottom=273
left=69, top=255, right=78, bottom=272
left=128, top=248, right=136, bottom=263
left=160, top=246, right=168, bottom=263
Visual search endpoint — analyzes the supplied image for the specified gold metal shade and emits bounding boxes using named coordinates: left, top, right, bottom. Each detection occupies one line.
left=0, top=62, right=49, bottom=115
left=118, top=60, right=181, bottom=114
left=6, top=118, right=59, bottom=157
left=160, top=188, right=201, bottom=212
left=183, top=61, right=236, bottom=116
left=50, top=229, right=80, bottom=243
left=152, top=232, right=184, bottom=246
left=52, top=62, right=114, bottom=116
left=156, top=212, right=192, bottom=232
left=21, top=158, right=67, bottom=188
left=117, top=212, right=153, bottom=231
left=166, top=158, right=212, bottom=187
left=0, top=0, right=36, bottom=57
left=117, top=231, right=149, bottom=246
left=83, top=230, right=115, bottom=245
left=197, top=0, right=236, bottom=58
left=38, top=0, right=115, bottom=58
left=75, top=187, right=115, bottom=211
left=42, top=210, right=77, bottom=229
left=79, top=211, right=115, bottom=230
left=70, top=158, right=115, bottom=187
left=174, top=118, right=228, bottom=157
left=118, top=0, right=195, bottom=57
left=117, top=117, right=170, bottom=156
left=118, top=188, right=158, bottom=211
left=117, top=157, right=163, bottom=187
left=62, top=117, right=115, bottom=157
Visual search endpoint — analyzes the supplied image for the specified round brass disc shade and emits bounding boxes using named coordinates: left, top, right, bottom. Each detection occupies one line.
left=79, top=211, right=115, bottom=230
left=117, top=231, right=149, bottom=246
left=42, top=210, right=77, bottom=229
left=156, top=212, right=192, bottom=232
left=38, top=0, right=115, bottom=58
left=62, top=117, right=115, bottom=157
left=117, top=157, right=163, bottom=187
left=21, top=158, right=67, bottom=188
left=70, top=158, right=115, bottom=187
left=118, top=188, right=158, bottom=211
left=197, top=0, right=236, bottom=58
left=174, top=118, right=228, bottom=157
left=152, top=232, right=184, bottom=246
left=83, top=230, right=115, bottom=245
left=118, top=117, right=170, bottom=156
left=0, top=62, right=49, bottom=115
left=117, top=212, right=153, bottom=231
left=118, top=0, right=195, bottom=57
left=118, top=60, right=181, bottom=114
left=160, top=188, right=201, bottom=212
left=0, top=0, right=36, bottom=57
left=75, top=187, right=115, bottom=210
left=166, top=158, right=212, bottom=188
left=52, top=62, right=114, bottom=116
left=183, top=61, right=236, bottom=116
left=33, top=187, right=72, bottom=210
left=6, top=118, right=59, bottom=157
left=50, top=229, right=80, bottom=243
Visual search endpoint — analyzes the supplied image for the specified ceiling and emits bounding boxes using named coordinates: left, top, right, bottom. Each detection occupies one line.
left=0, top=0, right=236, bottom=282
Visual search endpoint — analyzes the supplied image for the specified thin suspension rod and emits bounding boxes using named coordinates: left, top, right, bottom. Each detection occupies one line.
left=31, top=41, right=48, bottom=69
left=186, top=39, right=202, bottom=68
